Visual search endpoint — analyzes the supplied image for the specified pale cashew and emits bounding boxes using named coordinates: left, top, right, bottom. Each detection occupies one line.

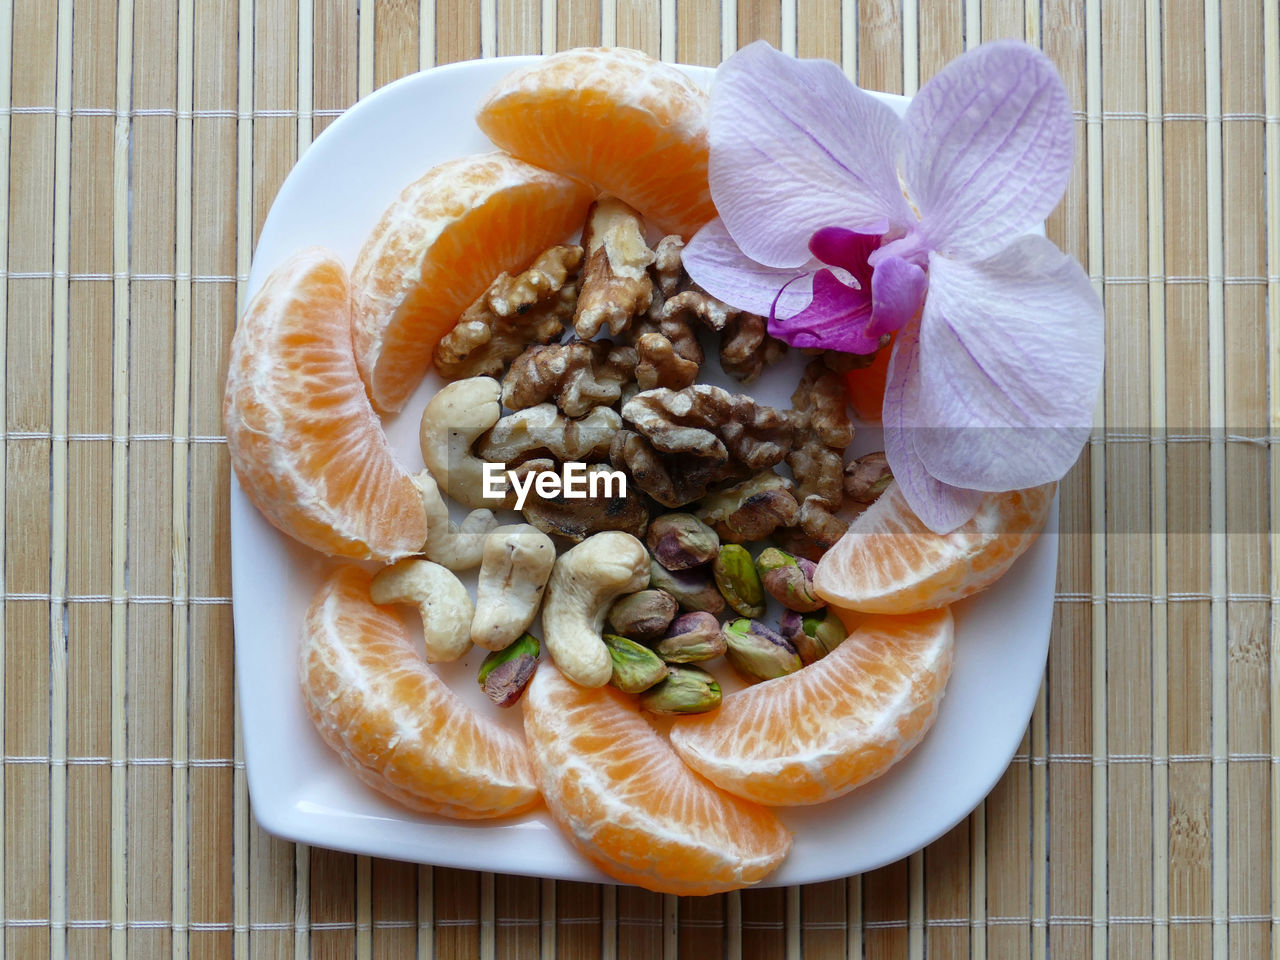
left=541, top=531, right=650, bottom=687
left=419, top=376, right=502, bottom=508
left=369, top=558, right=474, bottom=662
left=413, top=470, right=499, bottom=571
left=471, top=524, right=556, bottom=652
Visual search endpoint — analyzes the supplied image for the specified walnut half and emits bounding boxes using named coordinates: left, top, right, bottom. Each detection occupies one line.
left=433, top=244, right=583, bottom=380
left=502, top=340, right=637, bottom=418
left=573, top=197, right=655, bottom=338
left=623, top=385, right=793, bottom=471
left=785, top=359, right=856, bottom=551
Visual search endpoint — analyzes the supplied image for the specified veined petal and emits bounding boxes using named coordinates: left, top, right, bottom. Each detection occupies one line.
left=882, top=326, right=984, bottom=533
left=709, top=41, right=911, bottom=268
left=684, top=217, right=816, bottom=318
left=904, top=40, right=1074, bottom=261
left=914, top=236, right=1103, bottom=491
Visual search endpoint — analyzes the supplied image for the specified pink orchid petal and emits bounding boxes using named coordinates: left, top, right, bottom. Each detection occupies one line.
left=808, top=227, right=878, bottom=285
left=869, top=255, right=927, bottom=336
left=683, top=217, right=815, bottom=319
left=768, top=269, right=882, bottom=353
left=709, top=41, right=911, bottom=268
left=882, top=326, right=985, bottom=533
left=913, top=236, right=1103, bottom=491
left=904, top=40, right=1074, bottom=261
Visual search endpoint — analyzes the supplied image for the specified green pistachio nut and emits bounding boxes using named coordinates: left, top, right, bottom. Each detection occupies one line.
left=607, top=589, right=679, bottom=643
left=647, top=513, right=720, bottom=571
left=654, top=611, right=727, bottom=663
left=754, top=547, right=824, bottom=612
left=603, top=633, right=669, bottom=693
left=712, top=544, right=766, bottom=618
left=648, top=559, right=727, bottom=616
left=477, top=633, right=540, bottom=707
left=723, top=617, right=803, bottom=683
left=638, top=663, right=722, bottom=715
left=780, top=609, right=848, bottom=665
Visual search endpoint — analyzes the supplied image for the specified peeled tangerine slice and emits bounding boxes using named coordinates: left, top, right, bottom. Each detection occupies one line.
left=299, top=566, right=540, bottom=820
left=223, top=247, right=428, bottom=562
left=477, top=47, right=717, bottom=239
left=812, top=481, right=1055, bottom=615
left=669, top=608, right=955, bottom=807
left=350, top=153, right=594, bottom=413
left=522, top=663, right=792, bottom=895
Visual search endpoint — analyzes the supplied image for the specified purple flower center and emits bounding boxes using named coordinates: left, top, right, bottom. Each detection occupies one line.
left=767, top=227, right=927, bottom=355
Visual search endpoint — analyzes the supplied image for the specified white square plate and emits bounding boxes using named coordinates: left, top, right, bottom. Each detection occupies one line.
left=231, top=55, right=1058, bottom=886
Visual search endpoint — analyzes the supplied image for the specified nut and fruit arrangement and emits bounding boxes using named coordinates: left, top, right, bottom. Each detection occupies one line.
left=226, top=46, right=1055, bottom=895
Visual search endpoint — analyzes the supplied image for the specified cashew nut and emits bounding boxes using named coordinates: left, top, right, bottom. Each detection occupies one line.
left=471, top=524, right=556, bottom=652
left=419, top=376, right=502, bottom=508
left=369, top=558, right=474, bottom=662
left=413, top=470, right=499, bottom=571
left=541, top=531, right=651, bottom=687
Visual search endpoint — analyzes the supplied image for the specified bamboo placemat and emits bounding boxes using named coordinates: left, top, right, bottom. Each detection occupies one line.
left=3, top=0, right=1274, bottom=957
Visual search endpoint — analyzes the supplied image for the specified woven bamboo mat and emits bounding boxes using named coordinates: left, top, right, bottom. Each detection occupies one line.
left=3, top=0, right=1274, bottom=956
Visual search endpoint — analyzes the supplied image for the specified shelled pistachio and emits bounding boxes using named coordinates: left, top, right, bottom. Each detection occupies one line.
left=603, top=633, right=669, bottom=693
left=638, top=663, right=722, bottom=715
left=723, top=618, right=803, bottom=683
left=477, top=633, right=540, bottom=707
left=712, top=544, right=765, bottom=617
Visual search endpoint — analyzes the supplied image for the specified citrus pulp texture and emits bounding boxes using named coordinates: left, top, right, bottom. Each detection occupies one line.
left=299, top=566, right=541, bottom=820
left=224, top=247, right=428, bottom=562
left=670, top=608, right=954, bottom=806
left=351, top=153, right=594, bottom=412
left=522, top=663, right=792, bottom=894
left=477, top=47, right=716, bottom=240
left=813, top=481, right=1054, bottom=614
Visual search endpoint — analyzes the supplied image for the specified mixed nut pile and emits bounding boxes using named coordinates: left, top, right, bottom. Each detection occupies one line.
left=378, top=196, right=895, bottom=712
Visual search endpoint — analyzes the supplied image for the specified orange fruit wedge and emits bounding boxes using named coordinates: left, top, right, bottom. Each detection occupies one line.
left=813, top=481, right=1054, bottom=614
left=299, top=566, right=541, bottom=820
left=522, top=663, right=792, bottom=894
left=351, top=153, right=594, bottom=412
left=224, top=247, right=428, bottom=562
left=477, top=47, right=716, bottom=239
left=669, top=608, right=954, bottom=806
left=845, top=333, right=894, bottom=420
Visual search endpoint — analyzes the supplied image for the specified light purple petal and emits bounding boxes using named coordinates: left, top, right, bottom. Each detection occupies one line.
left=913, top=235, right=1103, bottom=491
left=768, top=269, right=882, bottom=353
left=905, top=40, right=1074, bottom=260
left=882, top=326, right=984, bottom=533
left=709, top=41, right=911, bottom=268
left=869, top=255, right=927, bottom=336
left=683, top=217, right=815, bottom=318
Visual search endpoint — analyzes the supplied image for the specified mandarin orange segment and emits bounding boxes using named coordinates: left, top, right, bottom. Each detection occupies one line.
left=669, top=608, right=954, bottom=806
left=477, top=47, right=716, bottom=239
left=299, top=566, right=541, bottom=820
left=351, top=153, right=594, bottom=412
left=812, top=481, right=1055, bottom=615
left=522, top=663, right=792, bottom=894
left=224, top=247, right=428, bottom=562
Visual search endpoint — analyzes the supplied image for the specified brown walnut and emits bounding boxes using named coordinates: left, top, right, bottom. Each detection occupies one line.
left=573, top=197, right=655, bottom=338
left=502, top=340, right=637, bottom=417
left=433, top=245, right=583, bottom=380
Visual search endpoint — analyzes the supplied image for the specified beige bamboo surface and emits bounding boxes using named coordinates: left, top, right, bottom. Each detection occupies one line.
left=1, top=0, right=1273, bottom=957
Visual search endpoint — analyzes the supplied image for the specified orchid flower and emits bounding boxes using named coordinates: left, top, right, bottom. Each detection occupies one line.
left=683, top=40, right=1104, bottom=533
